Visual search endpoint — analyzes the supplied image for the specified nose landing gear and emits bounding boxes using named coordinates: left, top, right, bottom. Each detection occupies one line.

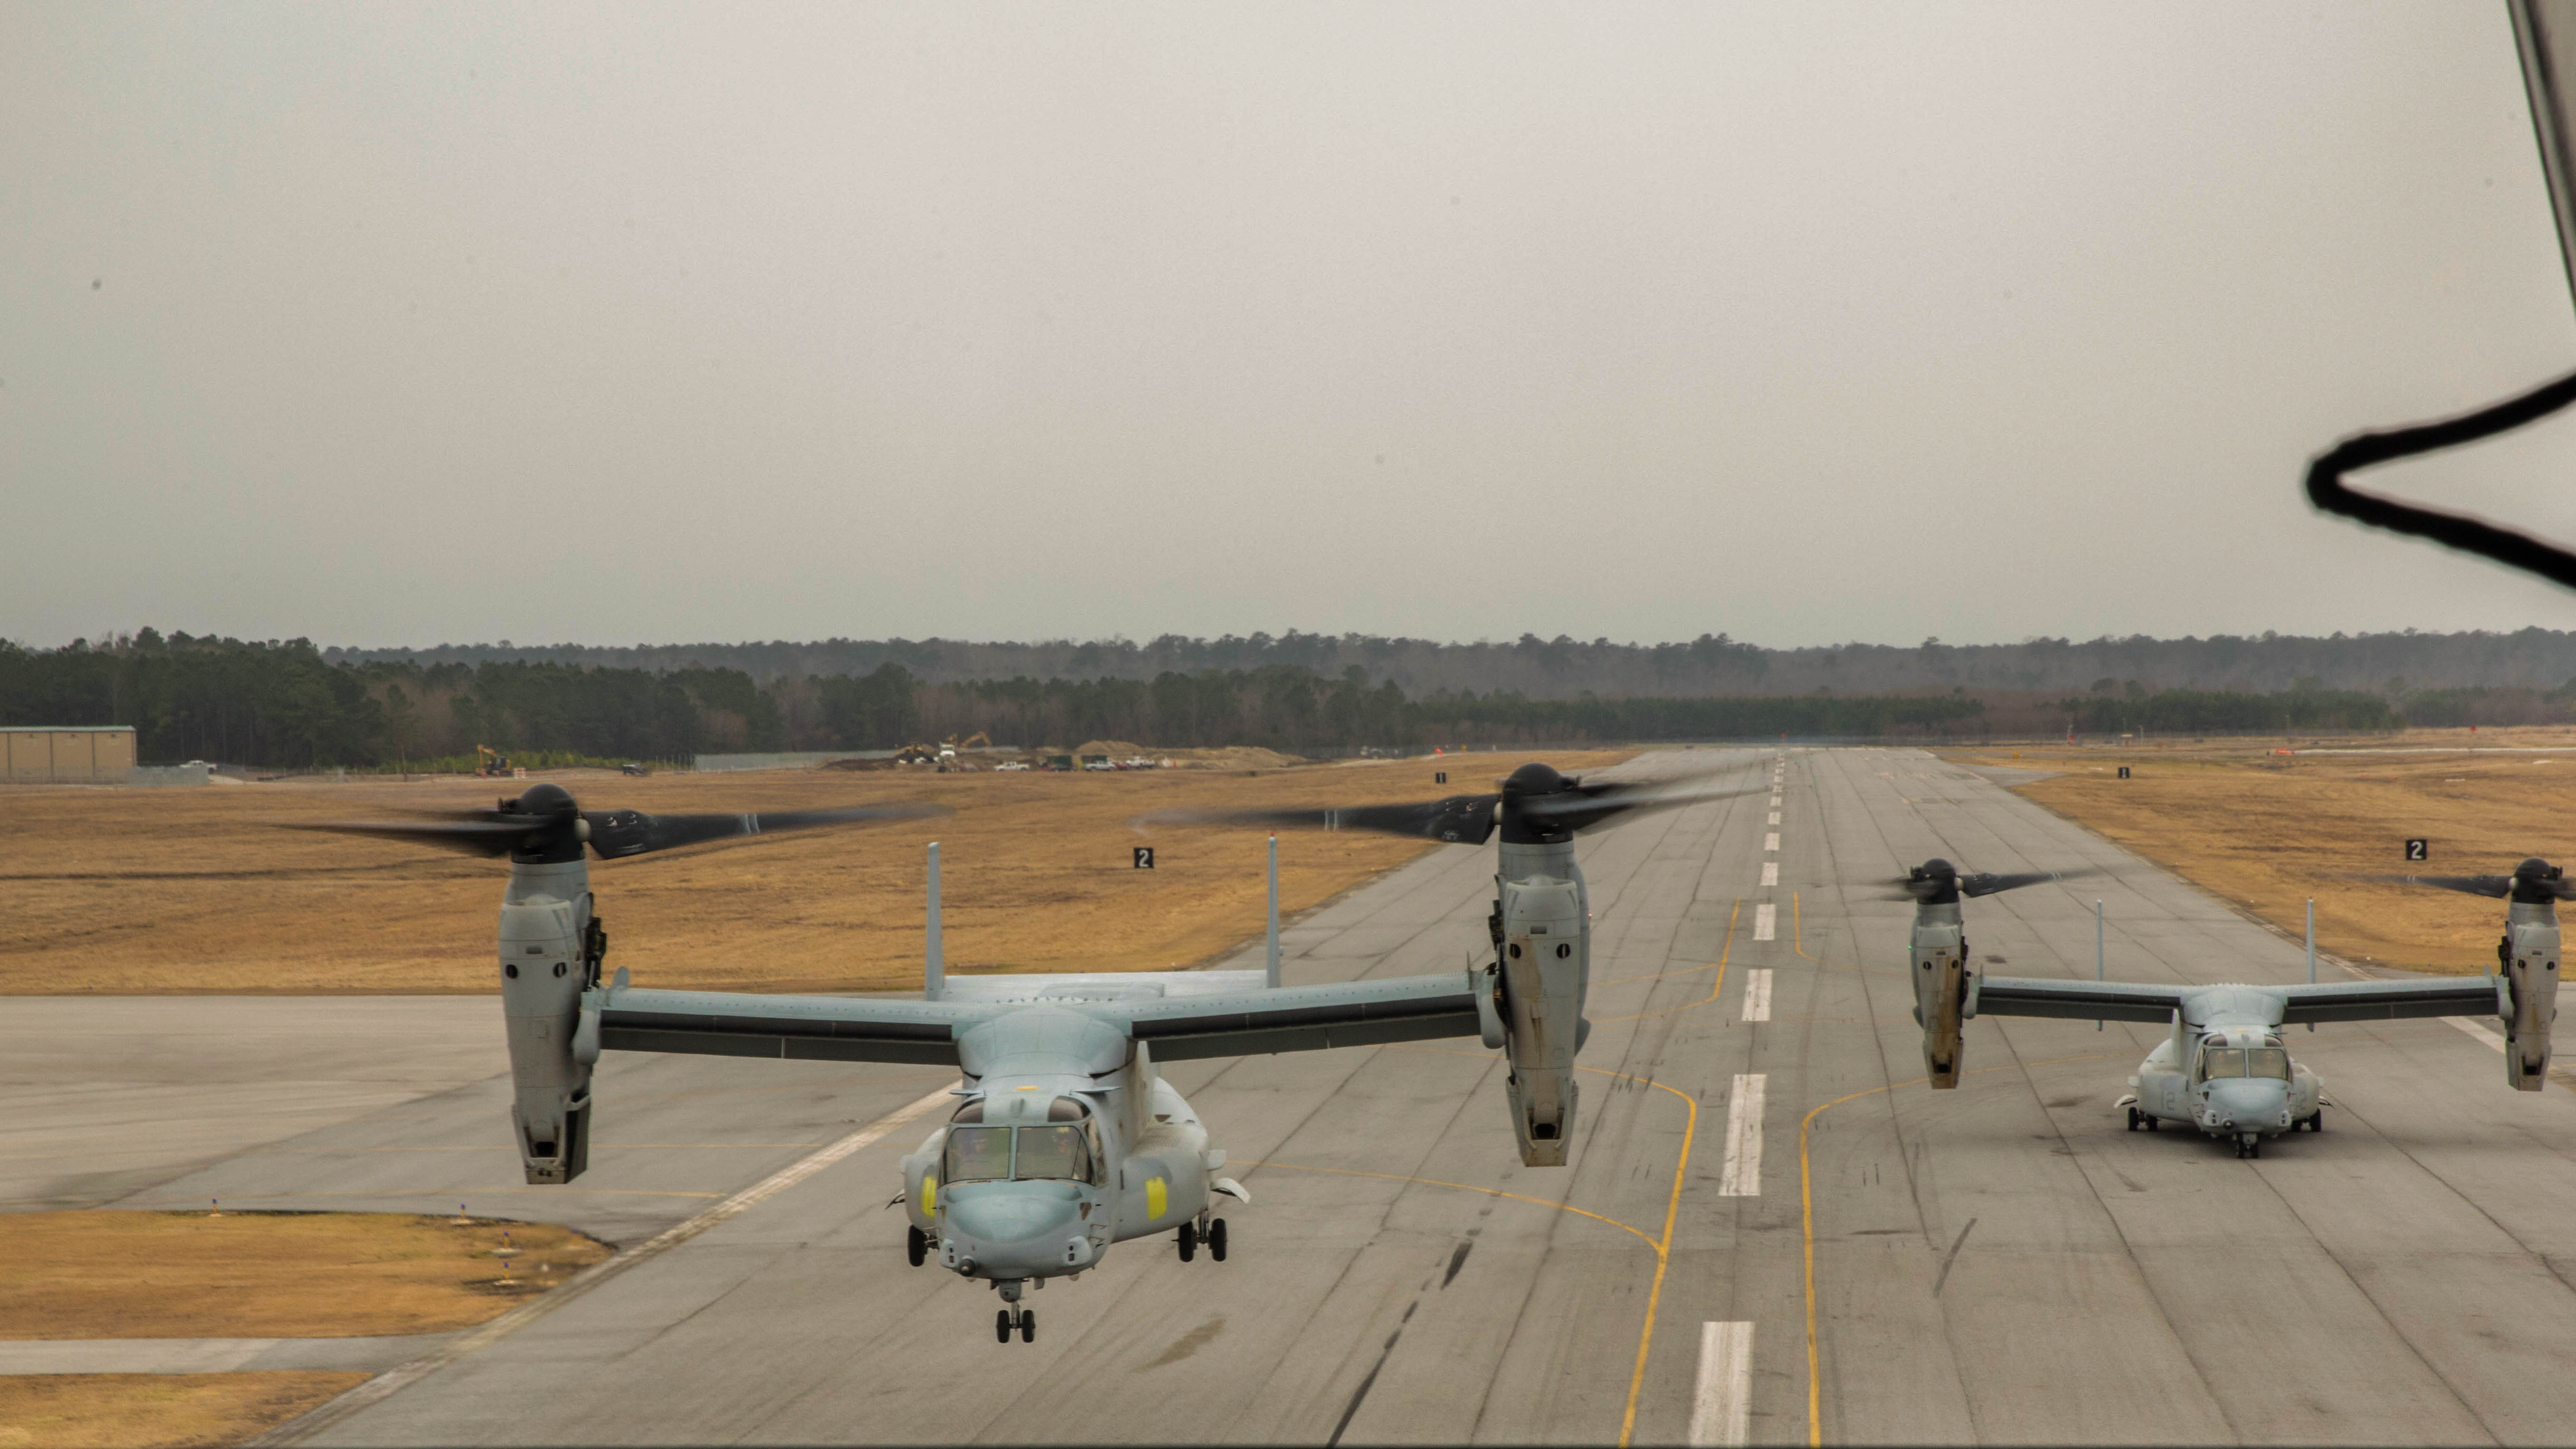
left=2234, top=1134, right=2262, bottom=1160
left=993, top=1279, right=1035, bottom=1344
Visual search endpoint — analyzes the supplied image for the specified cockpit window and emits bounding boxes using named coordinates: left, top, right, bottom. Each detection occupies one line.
left=2247, top=1047, right=2290, bottom=1080
left=942, top=1125, right=1012, bottom=1183
left=2198, top=1047, right=2247, bottom=1080
left=1011, top=1125, right=1092, bottom=1182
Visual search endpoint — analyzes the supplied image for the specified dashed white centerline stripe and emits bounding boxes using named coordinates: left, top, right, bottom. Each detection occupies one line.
left=1766, top=812, right=1781, bottom=825
left=1742, top=969, right=1772, bottom=1022
left=1753, top=904, right=1777, bottom=942
left=1690, top=1321, right=1754, bottom=1446
left=1760, top=862, right=1779, bottom=887
left=1763, top=833, right=1780, bottom=853
left=1718, top=1074, right=1765, bottom=1196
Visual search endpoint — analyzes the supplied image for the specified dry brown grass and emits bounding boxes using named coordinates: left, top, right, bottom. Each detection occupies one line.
left=1945, top=728, right=2576, bottom=974
left=0, top=751, right=1633, bottom=994
left=0, top=1211, right=610, bottom=1340
left=0, top=1372, right=368, bottom=1449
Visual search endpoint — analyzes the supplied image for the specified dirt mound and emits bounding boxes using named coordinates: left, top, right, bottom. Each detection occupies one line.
left=1177, top=746, right=1306, bottom=770
left=1074, top=740, right=1149, bottom=758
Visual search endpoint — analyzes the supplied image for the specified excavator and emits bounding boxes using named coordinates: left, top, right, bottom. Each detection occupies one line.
left=475, top=745, right=515, bottom=779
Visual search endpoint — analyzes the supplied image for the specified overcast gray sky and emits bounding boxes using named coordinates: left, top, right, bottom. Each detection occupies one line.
left=7, top=2, right=2576, bottom=652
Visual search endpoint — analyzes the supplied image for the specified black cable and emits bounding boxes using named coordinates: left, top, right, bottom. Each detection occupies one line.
left=2305, top=367, right=2576, bottom=589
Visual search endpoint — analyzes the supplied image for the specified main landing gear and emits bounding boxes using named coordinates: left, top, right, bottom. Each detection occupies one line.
left=1178, top=1215, right=1229, bottom=1263
left=2125, top=1107, right=2160, bottom=1132
left=906, top=1226, right=928, bottom=1267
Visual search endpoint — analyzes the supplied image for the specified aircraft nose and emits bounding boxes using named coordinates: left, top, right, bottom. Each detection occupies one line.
left=2204, top=1078, right=2290, bottom=1132
left=943, top=1185, right=1087, bottom=1276
left=948, top=1189, right=1071, bottom=1244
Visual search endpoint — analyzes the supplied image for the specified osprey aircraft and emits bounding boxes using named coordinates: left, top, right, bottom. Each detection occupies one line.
left=307, top=762, right=1745, bottom=1342
left=1898, top=856, right=2555, bottom=1158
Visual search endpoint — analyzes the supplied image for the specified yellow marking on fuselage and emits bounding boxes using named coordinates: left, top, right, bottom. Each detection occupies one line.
left=921, top=1174, right=937, bottom=1215
left=1146, top=1175, right=1168, bottom=1220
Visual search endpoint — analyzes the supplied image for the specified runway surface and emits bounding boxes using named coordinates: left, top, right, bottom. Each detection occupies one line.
left=27, top=746, right=2576, bottom=1444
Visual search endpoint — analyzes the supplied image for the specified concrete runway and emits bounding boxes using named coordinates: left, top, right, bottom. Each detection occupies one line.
left=24, top=746, right=2576, bottom=1444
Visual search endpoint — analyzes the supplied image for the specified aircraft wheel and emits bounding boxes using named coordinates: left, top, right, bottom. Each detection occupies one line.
left=2310, top=1110, right=2324, bottom=1133
left=2245, top=1136, right=2261, bottom=1160
left=996, top=1309, right=1012, bottom=1344
left=1209, top=1218, right=1228, bottom=1262
left=906, top=1226, right=927, bottom=1268
left=2125, top=1107, right=2141, bottom=1132
left=1178, top=1222, right=1197, bottom=1262
left=1020, top=1310, right=1036, bottom=1344
left=2143, top=1114, right=2158, bottom=1132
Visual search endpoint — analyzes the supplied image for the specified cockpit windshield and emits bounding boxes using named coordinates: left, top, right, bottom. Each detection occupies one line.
left=1011, top=1125, right=1092, bottom=1181
left=942, top=1125, right=1013, bottom=1183
left=939, top=1123, right=1095, bottom=1184
left=2197, top=1046, right=2291, bottom=1081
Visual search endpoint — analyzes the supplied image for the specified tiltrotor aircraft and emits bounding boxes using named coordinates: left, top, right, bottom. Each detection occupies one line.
left=311, top=763, right=1741, bottom=1342
left=1897, top=855, right=2552, bottom=1158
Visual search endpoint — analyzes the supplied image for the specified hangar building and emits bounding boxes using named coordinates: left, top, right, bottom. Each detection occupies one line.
left=2, top=726, right=137, bottom=783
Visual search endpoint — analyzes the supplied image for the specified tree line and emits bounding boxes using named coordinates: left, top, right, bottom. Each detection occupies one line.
left=320, top=625, right=2576, bottom=699
left=27, top=630, right=2576, bottom=770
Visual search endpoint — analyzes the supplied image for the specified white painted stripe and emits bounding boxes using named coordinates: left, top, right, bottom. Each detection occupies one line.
left=1760, top=862, right=1778, bottom=887
left=1690, top=1321, right=1754, bottom=1446
left=251, top=1082, right=958, bottom=1446
left=1742, top=969, right=1772, bottom=1022
left=1752, top=904, right=1777, bottom=942
left=1763, top=833, right=1779, bottom=853
left=1718, top=1074, right=1765, bottom=1196
left=1765, top=811, right=1781, bottom=825
left=2448, top=1016, right=2508, bottom=1051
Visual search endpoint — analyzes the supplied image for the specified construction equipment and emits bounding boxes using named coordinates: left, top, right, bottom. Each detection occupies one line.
left=940, top=732, right=991, bottom=760
left=475, top=746, right=513, bottom=779
left=894, top=744, right=940, bottom=766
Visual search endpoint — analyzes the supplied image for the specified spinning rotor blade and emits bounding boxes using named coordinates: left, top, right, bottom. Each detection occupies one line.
left=582, top=805, right=942, bottom=859
left=1517, top=781, right=1762, bottom=835
left=1136, top=794, right=1502, bottom=845
left=2361, top=862, right=2576, bottom=902
left=295, top=785, right=946, bottom=862
left=288, top=817, right=562, bottom=857
left=2362, top=872, right=2516, bottom=899
left=1960, top=868, right=2096, bottom=899
left=1885, top=859, right=2097, bottom=903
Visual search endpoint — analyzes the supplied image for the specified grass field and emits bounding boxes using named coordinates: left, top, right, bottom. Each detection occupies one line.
left=0, top=751, right=1637, bottom=994
left=1944, top=727, right=2576, bottom=975
left=0, top=1372, right=369, bottom=1449
left=0, top=1211, right=611, bottom=1340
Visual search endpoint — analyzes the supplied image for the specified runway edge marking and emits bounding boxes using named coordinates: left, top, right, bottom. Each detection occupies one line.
left=248, top=1081, right=959, bottom=1447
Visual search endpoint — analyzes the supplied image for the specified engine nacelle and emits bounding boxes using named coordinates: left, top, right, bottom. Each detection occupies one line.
left=499, top=861, right=595, bottom=1183
left=2501, top=903, right=2559, bottom=1091
left=1494, top=843, right=1590, bottom=1165
left=1912, top=902, right=1967, bottom=1089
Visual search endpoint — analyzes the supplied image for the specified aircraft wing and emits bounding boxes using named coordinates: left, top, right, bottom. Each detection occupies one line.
left=1970, top=975, right=2189, bottom=1024
left=594, top=972, right=1489, bottom=1066
left=2275, top=975, right=2506, bottom=1025
left=1103, top=971, right=1487, bottom=1061
left=597, top=986, right=1001, bottom=1065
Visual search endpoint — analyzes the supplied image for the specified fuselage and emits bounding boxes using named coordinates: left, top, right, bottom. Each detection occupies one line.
left=900, top=1012, right=1222, bottom=1295
left=2129, top=1006, right=2323, bottom=1145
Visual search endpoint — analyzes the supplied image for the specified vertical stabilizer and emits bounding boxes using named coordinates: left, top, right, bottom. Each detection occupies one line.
left=925, top=842, right=944, bottom=1002
left=1266, top=834, right=1281, bottom=989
